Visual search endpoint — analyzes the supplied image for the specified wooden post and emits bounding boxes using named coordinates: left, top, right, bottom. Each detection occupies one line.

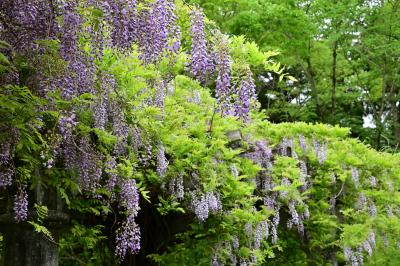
left=2, top=223, right=58, bottom=266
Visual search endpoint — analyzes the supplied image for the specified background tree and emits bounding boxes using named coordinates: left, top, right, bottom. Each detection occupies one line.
left=191, top=0, right=400, bottom=151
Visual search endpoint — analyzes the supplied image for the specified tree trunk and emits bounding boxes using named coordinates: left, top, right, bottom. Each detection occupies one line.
left=306, top=56, right=322, bottom=120
left=331, top=40, right=338, bottom=124
left=2, top=224, right=58, bottom=266
left=391, top=90, right=400, bottom=148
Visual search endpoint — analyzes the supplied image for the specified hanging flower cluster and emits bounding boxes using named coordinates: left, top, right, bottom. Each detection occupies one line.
left=343, top=231, right=376, bottom=266
left=0, top=0, right=181, bottom=259
left=59, top=0, right=81, bottom=61
left=0, top=0, right=58, bottom=52
left=137, top=0, right=179, bottom=64
left=233, top=67, right=257, bottom=120
left=115, top=179, right=141, bottom=258
left=156, top=145, right=169, bottom=177
left=190, top=191, right=222, bottom=221
left=214, top=34, right=232, bottom=115
left=313, top=137, right=327, bottom=164
left=169, top=175, right=184, bottom=200
left=189, top=8, right=212, bottom=84
left=13, top=186, right=28, bottom=222
left=0, top=128, right=19, bottom=188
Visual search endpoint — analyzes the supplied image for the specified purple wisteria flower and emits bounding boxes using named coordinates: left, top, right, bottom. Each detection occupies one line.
left=189, top=8, right=211, bottom=84
left=271, top=204, right=281, bottom=245
left=234, top=68, right=256, bottom=120
left=119, top=179, right=140, bottom=217
left=175, top=175, right=184, bottom=200
left=192, top=193, right=209, bottom=221
left=386, top=205, right=394, bottom=217
left=253, top=222, right=263, bottom=249
left=191, top=191, right=222, bottom=221
left=115, top=217, right=141, bottom=258
left=369, top=202, right=377, bottom=216
left=313, top=138, right=327, bottom=164
left=137, top=0, right=177, bottom=64
left=207, top=192, right=222, bottom=213
left=214, top=33, right=232, bottom=115
left=357, top=192, right=367, bottom=209
left=109, top=0, right=137, bottom=50
left=115, top=178, right=141, bottom=258
left=0, top=0, right=56, bottom=52
left=245, top=222, right=252, bottom=239
left=168, top=175, right=185, bottom=200
left=369, top=176, right=377, bottom=187
left=13, top=186, right=28, bottom=222
left=154, top=80, right=166, bottom=115
left=76, top=137, right=103, bottom=192
left=343, top=246, right=352, bottom=262
left=0, top=168, right=13, bottom=188
left=105, top=156, right=118, bottom=194
left=351, top=167, right=360, bottom=188
left=230, top=164, right=239, bottom=178
left=232, top=235, right=240, bottom=251
left=0, top=142, right=12, bottom=166
left=244, top=140, right=272, bottom=168
left=59, top=1, right=80, bottom=61
left=156, top=145, right=168, bottom=177
left=298, top=135, right=307, bottom=153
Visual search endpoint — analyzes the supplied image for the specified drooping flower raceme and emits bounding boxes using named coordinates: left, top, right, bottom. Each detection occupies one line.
left=175, top=175, right=184, bottom=200
left=271, top=204, right=281, bottom=245
left=13, top=186, right=28, bottom=222
left=119, top=179, right=140, bottom=217
left=59, top=1, right=81, bottom=61
left=105, top=156, right=118, bottom=194
left=108, top=0, right=137, bottom=50
left=168, top=176, right=185, bottom=200
left=110, top=102, right=129, bottom=155
left=156, top=145, right=168, bottom=177
left=154, top=80, right=166, bottom=115
left=190, top=191, right=222, bottom=221
left=244, top=140, right=272, bottom=168
left=313, top=138, right=327, bottom=164
left=189, top=8, right=211, bottom=84
left=136, top=0, right=177, bottom=64
left=351, top=167, right=360, bottom=188
left=192, top=193, right=209, bottom=221
left=75, top=137, right=103, bottom=192
left=0, top=0, right=56, bottom=52
left=253, top=223, right=263, bottom=249
left=92, top=73, right=116, bottom=130
left=234, top=67, right=256, bottom=120
left=206, top=192, right=222, bottom=213
left=298, top=135, right=307, bottom=153
left=245, top=222, right=252, bottom=239
left=214, top=33, right=232, bottom=115
left=115, top=179, right=141, bottom=258
left=115, top=217, right=141, bottom=259
left=0, top=168, right=13, bottom=188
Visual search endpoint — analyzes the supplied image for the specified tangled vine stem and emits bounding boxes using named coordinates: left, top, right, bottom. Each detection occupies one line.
left=207, top=104, right=218, bottom=135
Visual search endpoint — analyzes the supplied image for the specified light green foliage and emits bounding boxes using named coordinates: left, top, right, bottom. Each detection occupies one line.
left=97, top=41, right=400, bottom=264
